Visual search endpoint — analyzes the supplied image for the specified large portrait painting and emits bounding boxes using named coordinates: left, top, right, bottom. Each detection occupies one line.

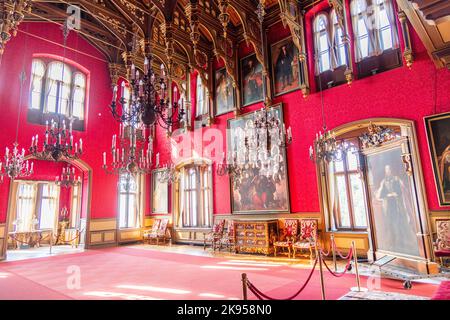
left=240, top=53, right=263, bottom=106
left=425, top=112, right=450, bottom=206
left=214, top=67, right=236, bottom=116
left=271, top=37, right=303, bottom=96
left=364, top=140, right=420, bottom=258
left=152, top=169, right=169, bottom=214
left=227, top=104, right=290, bottom=214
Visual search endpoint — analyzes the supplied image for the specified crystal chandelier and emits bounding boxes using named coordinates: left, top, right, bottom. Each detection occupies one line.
left=218, top=107, right=292, bottom=179
left=0, top=67, right=33, bottom=182
left=154, top=153, right=179, bottom=185
left=30, top=117, right=83, bottom=162
left=309, top=129, right=343, bottom=163
left=102, top=124, right=153, bottom=176
left=110, top=43, right=185, bottom=131
left=55, top=165, right=81, bottom=188
left=0, top=143, right=33, bottom=182
left=0, top=0, right=32, bottom=56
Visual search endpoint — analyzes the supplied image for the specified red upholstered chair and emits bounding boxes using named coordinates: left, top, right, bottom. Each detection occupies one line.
left=292, top=219, right=318, bottom=260
left=434, top=219, right=450, bottom=267
left=219, top=220, right=236, bottom=253
left=203, top=219, right=225, bottom=251
left=273, top=219, right=299, bottom=258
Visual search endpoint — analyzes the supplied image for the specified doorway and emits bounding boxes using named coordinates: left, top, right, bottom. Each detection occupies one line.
left=1, top=158, right=92, bottom=261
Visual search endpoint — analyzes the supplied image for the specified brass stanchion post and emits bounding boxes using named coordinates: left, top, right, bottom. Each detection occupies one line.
left=241, top=273, right=248, bottom=300
left=350, top=240, right=368, bottom=292
left=331, top=233, right=337, bottom=272
left=315, top=245, right=326, bottom=300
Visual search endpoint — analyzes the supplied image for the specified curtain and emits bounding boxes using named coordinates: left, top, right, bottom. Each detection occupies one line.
left=327, top=162, right=339, bottom=231
left=351, top=0, right=378, bottom=62
left=380, top=0, right=399, bottom=49
left=15, top=182, right=38, bottom=232
left=327, top=13, right=338, bottom=70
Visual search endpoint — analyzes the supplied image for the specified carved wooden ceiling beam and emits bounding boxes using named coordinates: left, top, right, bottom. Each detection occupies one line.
left=28, top=2, right=122, bottom=61
left=410, top=0, right=450, bottom=24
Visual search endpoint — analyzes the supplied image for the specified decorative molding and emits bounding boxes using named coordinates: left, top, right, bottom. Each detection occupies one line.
left=359, top=122, right=396, bottom=149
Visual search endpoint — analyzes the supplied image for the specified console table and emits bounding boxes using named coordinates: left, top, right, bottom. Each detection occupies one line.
left=234, top=220, right=279, bottom=255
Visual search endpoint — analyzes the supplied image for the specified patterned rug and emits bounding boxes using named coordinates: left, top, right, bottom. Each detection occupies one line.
left=339, top=290, right=430, bottom=300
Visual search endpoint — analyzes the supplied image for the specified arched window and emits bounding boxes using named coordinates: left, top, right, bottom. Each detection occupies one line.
left=30, top=59, right=45, bottom=110
left=314, top=14, right=332, bottom=73
left=29, top=58, right=87, bottom=125
left=195, top=74, right=208, bottom=117
left=350, top=0, right=399, bottom=62
left=46, top=61, right=72, bottom=115
left=330, top=9, right=347, bottom=67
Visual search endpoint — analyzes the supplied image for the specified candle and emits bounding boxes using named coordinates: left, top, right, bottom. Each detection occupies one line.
left=131, top=64, right=135, bottom=80
left=79, top=139, right=83, bottom=152
left=156, top=153, right=160, bottom=167
left=75, top=143, right=78, bottom=154
left=31, top=136, right=35, bottom=147
left=30, top=162, right=33, bottom=172
left=113, top=85, right=118, bottom=100
left=103, top=152, right=106, bottom=166
left=144, top=57, right=149, bottom=74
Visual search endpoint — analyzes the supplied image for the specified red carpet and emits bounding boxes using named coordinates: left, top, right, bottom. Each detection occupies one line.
left=0, top=247, right=439, bottom=300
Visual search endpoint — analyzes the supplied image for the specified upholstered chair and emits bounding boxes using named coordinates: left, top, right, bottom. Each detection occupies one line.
left=144, top=219, right=170, bottom=245
left=435, top=219, right=450, bottom=267
left=273, top=219, right=299, bottom=258
left=203, top=219, right=225, bottom=251
left=143, top=219, right=161, bottom=244
left=219, top=220, right=236, bottom=253
left=292, top=219, right=318, bottom=260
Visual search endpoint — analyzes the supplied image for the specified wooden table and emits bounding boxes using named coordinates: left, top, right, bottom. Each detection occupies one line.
left=8, top=229, right=53, bottom=252
left=234, top=219, right=279, bottom=255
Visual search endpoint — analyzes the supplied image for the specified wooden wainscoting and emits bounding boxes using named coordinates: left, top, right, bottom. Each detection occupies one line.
left=118, top=228, right=143, bottom=244
left=0, top=223, right=6, bottom=260
left=323, top=232, right=370, bottom=257
left=88, top=218, right=117, bottom=247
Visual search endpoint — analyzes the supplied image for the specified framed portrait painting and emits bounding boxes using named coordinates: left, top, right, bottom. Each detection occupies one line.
left=363, top=138, right=422, bottom=259
left=214, top=67, right=236, bottom=116
left=240, top=53, right=264, bottom=107
left=425, top=112, right=450, bottom=206
left=270, top=37, right=303, bottom=96
left=152, top=169, right=169, bottom=214
left=227, top=103, right=290, bottom=214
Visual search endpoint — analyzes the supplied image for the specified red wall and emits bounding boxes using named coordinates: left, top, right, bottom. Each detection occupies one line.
left=0, top=22, right=120, bottom=223
left=1, top=15, right=449, bottom=226
left=152, top=9, right=450, bottom=216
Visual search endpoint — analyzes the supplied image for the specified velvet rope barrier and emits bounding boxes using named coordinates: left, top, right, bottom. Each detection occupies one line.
left=331, top=237, right=352, bottom=260
left=245, top=257, right=319, bottom=301
left=55, top=229, right=85, bottom=244
left=321, top=247, right=353, bottom=278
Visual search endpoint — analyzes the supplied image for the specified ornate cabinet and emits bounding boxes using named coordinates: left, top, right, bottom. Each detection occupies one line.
left=234, top=220, right=279, bottom=255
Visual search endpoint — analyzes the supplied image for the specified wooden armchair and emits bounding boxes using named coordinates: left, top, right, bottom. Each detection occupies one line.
left=292, top=219, right=318, bottom=260
left=203, top=219, right=225, bottom=251
left=219, top=220, right=236, bottom=253
left=273, top=219, right=298, bottom=258
left=435, top=219, right=450, bottom=267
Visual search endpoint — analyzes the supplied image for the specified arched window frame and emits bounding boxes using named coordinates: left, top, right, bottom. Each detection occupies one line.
left=314, top=13, right=333, bottom=74
left=330, top=9, right=347, bottom=67
left=29, top=58, right=87, bottom=123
